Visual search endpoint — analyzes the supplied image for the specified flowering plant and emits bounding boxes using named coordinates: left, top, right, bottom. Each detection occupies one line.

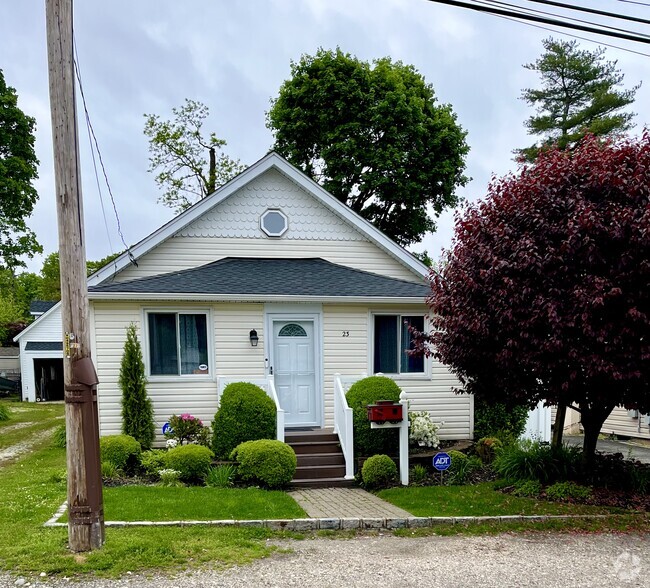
left=408, top=411, right=441, bottom=448
left=164, top=413, right=210, bottom=446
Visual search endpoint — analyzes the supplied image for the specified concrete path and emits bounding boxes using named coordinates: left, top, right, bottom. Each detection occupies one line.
left=289, top=487, right=413, bottom=518
left=564, top=435, right=650, bottom=464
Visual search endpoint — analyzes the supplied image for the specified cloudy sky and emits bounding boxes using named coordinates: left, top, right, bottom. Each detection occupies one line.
left=2, top=0, right=649, bottom=273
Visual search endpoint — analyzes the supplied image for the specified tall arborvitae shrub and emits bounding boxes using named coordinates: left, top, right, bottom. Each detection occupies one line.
left=119, top=324, right=155, bottom=450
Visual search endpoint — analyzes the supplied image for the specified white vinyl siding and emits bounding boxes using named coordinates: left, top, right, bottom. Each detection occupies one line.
left=322, top=304, right=471, bottom=440
left=603, top=406, right=650, bottom=440
left=93, top=300, right=471, bottom=443
left=113, top=237, right=422, bottom=284
left=92, top=301, right=266, bottom=444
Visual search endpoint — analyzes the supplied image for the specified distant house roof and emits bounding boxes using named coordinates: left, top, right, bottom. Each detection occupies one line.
left=89, top=258, right=430, bottom=301
left=0, top=347, right=19, bottom=357
left=24, top=342, right=63, bottom=352
left=29, top=301, right=58, bottom=315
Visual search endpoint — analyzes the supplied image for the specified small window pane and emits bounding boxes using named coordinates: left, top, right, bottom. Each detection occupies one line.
left=401, top=315, right=424, bottom=373
left=148, top=313, right=178, bottom=375
left=279, top=323, right=307, bottom=337
left=374, top=315, right=398, bottom=373
left=179, top=314, right=208, bottom=374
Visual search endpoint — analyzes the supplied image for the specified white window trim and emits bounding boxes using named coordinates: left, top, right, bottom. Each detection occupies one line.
left=260, top=208, right=289, bottom=237
left=143, top=307, right=214, bottom=382
left=368, top=310, right=431, bottom=380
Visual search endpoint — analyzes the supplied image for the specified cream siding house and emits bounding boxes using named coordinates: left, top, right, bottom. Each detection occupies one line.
left=86, top=153, right=473, bottom=476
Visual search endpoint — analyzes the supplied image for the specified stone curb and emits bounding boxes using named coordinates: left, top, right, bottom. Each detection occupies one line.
left=43, top=513, right=612, bottom=529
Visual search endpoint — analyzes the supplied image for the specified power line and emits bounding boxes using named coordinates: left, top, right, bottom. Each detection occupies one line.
left=616, top=0, right=650, bottom=7
left=482, top=0, right=650, bottom=39
left=494, top=10, right=650, bottom=57
left=424, top=0, right=650, bottom=44
left=72, top=36, right=136, bottom=268
left=524, top=0, right=650, bottom=26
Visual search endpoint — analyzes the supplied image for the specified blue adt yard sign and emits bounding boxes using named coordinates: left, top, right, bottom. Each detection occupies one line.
left=433, top=452, right=451, bottom=471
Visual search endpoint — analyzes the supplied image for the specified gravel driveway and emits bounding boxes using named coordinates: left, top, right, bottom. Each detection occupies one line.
left=4, top=532, right=647, bottom=588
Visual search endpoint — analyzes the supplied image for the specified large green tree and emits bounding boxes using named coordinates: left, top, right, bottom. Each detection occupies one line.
left=518, top=38, right=639, bottom=161
left=144, top=99, right=245, bottom=213
left=0, top=69, right=41, bottom=270
left=267, top=49, right=469, bottom=246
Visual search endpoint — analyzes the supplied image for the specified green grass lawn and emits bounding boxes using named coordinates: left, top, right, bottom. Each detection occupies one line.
left=377, top=483, right=624, bottom=517
left=0, top=403, right=289, bottom=577
left=58, top=486, right=306, bottom=522
left=0, top=400, right=64, bottom=450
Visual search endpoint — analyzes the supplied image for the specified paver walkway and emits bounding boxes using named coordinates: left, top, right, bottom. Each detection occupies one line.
left=289, top=487, right=413, bottom=518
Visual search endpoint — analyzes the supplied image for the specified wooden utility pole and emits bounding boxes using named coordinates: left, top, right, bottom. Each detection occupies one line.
left=46, top=0, right=105, bottom=551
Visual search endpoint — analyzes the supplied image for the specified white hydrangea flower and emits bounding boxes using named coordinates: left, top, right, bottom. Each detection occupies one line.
left=408, top=411, right=441, bottom=448
left=166, top=438, right=178, bottom=449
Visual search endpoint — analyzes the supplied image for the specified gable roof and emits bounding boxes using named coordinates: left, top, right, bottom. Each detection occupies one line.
left=13, top=301, right=61, bottom=343
left=87, top=152, right=429, bottom=287
left=89, top=257, right=430, bottom=303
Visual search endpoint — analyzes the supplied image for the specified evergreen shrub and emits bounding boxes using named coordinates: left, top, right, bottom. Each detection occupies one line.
left=119, top=324, right=155, bottom=449
left=100, top=434, right=141, bottom=473
left=361, top=454, right=398, bottom=488
left=345, top=376, right=401, bottom=456
left=473, top=399, right=529, bottom=442
left=230, top=439, right=297, bottom=489
left=165, top=444, right=213, bottom=482
left=211, top=382, right=276, bottom=458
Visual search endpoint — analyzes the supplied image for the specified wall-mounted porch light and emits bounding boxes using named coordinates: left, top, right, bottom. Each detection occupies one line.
left=249, top=329, right=259, bottom=347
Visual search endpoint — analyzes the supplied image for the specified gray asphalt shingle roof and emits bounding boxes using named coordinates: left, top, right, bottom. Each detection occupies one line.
left=89, top=258, right=430, bottom=299
left=25, top=342, right=63, bottom=351
left=29, top=300, right=57, bottom=314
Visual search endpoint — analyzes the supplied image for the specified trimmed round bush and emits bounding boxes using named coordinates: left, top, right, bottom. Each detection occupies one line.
left=345, top=376, right=401, bottom=457
left=99, top=434, right=141, bottom=473
left=139, top=449, right=167, bottom=477
left=212, top=382, right=276, bottom=459
left=361, top=454, right=398, bottom=488
left=231, top=439, right=297, bottom=489
left=165, top=444, right=214, bottom=482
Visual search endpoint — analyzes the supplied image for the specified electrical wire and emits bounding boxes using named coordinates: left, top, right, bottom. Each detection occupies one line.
left=481, top=0, right=650, bottom=39
left=523, top=0, right=650, bottom=26
left=72, top=36, right=137, bottom=269
left=424, top=0, right=650, bottom=44
left=494, top=10, right=650, bottom=57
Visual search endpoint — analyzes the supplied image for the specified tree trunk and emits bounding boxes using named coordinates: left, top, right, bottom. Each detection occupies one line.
left=207, top=146, right=216, bottom=195
left=580, top=404, right=614, bottom=472
left=552, top=403, right=566, bottom=449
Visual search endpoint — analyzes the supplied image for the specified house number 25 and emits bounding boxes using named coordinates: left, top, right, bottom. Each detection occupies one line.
left=342, top=331, right=350, bottom=337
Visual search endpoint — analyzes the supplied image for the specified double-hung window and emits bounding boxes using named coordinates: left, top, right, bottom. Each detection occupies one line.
left=147, top=312, right=209, bottom=376
left=373, top=314, right=425, bottom=375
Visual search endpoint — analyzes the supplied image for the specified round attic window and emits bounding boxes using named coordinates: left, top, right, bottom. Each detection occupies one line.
left=260, top=209, right=288, bottom=237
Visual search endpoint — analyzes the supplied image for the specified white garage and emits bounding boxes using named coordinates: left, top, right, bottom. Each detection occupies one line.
left=14, top=303, right=64, bottom=402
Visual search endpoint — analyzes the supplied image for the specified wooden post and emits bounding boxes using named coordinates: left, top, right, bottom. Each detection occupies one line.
left=46, top=0, right=105, bottom=551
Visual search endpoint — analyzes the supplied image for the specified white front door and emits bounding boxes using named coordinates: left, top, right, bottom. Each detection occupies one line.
left=272, top=320, right=318, bottom=427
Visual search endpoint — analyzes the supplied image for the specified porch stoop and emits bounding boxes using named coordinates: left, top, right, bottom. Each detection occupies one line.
left=285, top=429, right=354, bottom=488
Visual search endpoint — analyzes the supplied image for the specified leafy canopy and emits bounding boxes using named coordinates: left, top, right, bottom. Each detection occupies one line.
left=0, top=69, right=41, bottom=270
left=144, top=99, right=245, bottom=213
left=267, top=48, right=469, bottom=246
left=415, top=133, right=650, bottom=462
left=518, top=38, right=638, bottom=161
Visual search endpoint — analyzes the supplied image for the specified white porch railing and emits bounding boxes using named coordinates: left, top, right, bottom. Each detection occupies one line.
left=216, top=376, right=285, bottom=443
left=334, top=373, right=365, bottom=480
